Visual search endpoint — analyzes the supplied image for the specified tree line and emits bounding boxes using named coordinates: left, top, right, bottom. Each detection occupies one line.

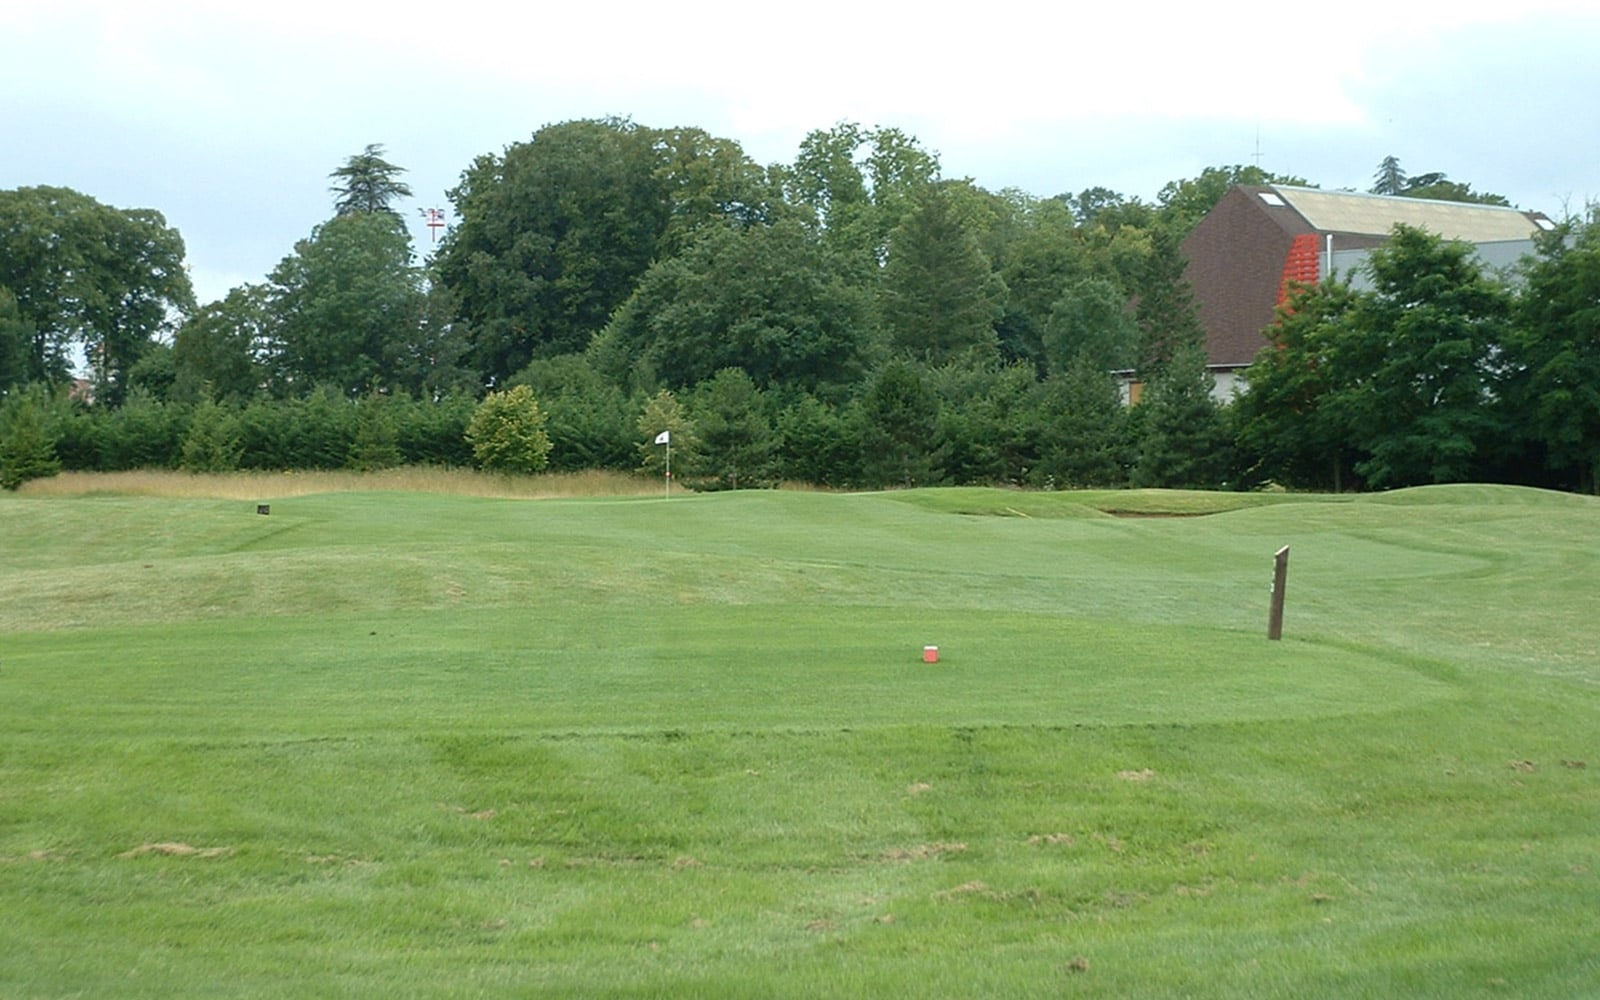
left=2, top=118, right=1597, bottom=493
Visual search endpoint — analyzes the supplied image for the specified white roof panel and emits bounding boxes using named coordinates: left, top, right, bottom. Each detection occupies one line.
left=1272, top=186, right=1544, bottom=243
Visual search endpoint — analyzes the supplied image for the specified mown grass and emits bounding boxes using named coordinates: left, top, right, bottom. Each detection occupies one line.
left=1, top=480, right=1596, bottom=997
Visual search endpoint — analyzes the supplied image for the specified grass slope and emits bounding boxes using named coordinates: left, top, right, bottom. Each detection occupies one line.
left=2, top=482, right=1597, bottom=997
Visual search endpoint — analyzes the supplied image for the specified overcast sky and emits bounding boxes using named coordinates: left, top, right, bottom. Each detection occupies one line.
left=6, top=0, right=1598, bottom=305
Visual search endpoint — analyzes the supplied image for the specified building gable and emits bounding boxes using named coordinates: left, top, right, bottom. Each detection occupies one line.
left=1182, top=185, right=1553, bottom=388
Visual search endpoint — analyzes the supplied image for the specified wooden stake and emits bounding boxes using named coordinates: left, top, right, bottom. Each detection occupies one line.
left=1268, top=545, right=1290, bottom=640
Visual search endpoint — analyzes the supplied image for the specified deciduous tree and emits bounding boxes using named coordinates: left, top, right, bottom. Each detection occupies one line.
left=1340, top=225, right=1512, bottom=487
left=171, top=285, right=271, bottom=403
left=599, top=218, right=876, bottom=395
left=0, top=186, right=194, bottom=403
left=268, top=212, right=426, bottom=397
left=1508, top=216, right=1600, bottom=491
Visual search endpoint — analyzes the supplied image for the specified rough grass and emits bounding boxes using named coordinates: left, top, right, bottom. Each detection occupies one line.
left=1, top=481, right=1596, bottom=998
left=16, top=466, right=663, bottom=500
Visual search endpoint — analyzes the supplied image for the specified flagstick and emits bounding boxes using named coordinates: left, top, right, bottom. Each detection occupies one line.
left=665, top=439, right=671, bottom=498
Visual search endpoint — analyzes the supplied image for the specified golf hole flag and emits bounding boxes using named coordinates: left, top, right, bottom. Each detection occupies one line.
left=654, top=430, right=671, bottom=444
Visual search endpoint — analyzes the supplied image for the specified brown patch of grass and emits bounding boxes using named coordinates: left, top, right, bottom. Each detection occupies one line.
left=1508, top=759, right=1537, bottom=773
left=882, top=842, right=967, bottom=862
left=905, top=782, right=933, bottom=796
left=933, top=880, right=992, bottom=901
left=1026, top=833, right=1075, bottom=847
left=1117, top=768, right=1156, bottom=782
left=1064, top=956, right=1091, bottom=973
left=119, top=842, right=231, bottom=859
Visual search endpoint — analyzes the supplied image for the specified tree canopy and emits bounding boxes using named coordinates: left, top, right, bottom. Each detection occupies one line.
left=0, top=185, right=193, bottom=403
left=330, top=144, right=413, bottom=216
left=5, top=123, right=1595, bottom=497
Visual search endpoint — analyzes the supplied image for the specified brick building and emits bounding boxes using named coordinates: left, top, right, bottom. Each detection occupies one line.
left=1181, top=185, right=1556, bottom=400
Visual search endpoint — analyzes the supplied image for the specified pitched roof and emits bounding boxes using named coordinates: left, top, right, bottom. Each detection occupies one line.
left=1265, top=185, right=1553, bottom=243
left=1183, top=185, right=1556, bottom=375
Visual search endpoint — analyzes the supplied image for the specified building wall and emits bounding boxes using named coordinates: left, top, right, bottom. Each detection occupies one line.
left=1182, top=188, right=1309, bottom=370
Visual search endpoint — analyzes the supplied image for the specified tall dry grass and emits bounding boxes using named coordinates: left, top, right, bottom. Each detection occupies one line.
left=16, top=467, right=668, bottom=501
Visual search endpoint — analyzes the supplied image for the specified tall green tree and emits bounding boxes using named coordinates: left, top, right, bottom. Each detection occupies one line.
left=0, top=186, right=194, bottom=402
left=1371, top=155, right=1407, bottom=196
left=880, top=184, right=1005, bottom=366
left=1131, top=343, right=1233, bottom=489
left=267, top=212, right=426, bottom=397
left=780, top=122, right=940, bottom=276
left=437, top=119, right=769, bottom=384
left=1029, top=356, right=1129, bottom=489
left=1508, top=216, right=1600, bottom=491
left=1041, top=275, right=1137, bottom=376
left=1235, top=278, right=1361, bottom=490
left=171, top=285, right=271, bottom=403
left=1340, top=225, right=1513, bottom=487
left=989, top=193, right=1138, bottom=370
left=854, top=361, right=941, bottom=487
left=330, top=143, right=413, bottom=217
left=1132, top=226, right=1207, bottom=376
left=0, top=288, right=33, bottom=394
left=651, top=126, right=779, bottom=257
left=688, top=368, right=776, bottom=490
left=597, top=218, right=876, bottom=395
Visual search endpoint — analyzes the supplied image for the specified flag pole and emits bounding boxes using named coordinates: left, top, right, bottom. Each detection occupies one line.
left=655, top=430, right=672, bottom=498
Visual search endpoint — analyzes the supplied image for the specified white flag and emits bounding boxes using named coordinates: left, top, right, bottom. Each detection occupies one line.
left=654, top=430, right=671, bottom=445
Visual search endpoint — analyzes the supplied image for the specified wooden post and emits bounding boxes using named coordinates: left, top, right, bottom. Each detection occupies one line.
left=1268, top=545, right=1290, bottom=640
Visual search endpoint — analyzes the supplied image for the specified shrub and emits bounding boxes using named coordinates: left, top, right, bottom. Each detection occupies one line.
left=466, top=385, right=552, bottom=474
left=0, top=386, right=61, bottom=490
left=179, top=399, right=244, bottom=473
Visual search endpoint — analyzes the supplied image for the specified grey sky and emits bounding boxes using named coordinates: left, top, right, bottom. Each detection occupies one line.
left=5, top=0, right=1597, bottom=305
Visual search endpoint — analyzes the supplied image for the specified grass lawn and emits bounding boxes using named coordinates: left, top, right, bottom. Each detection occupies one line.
left=1, top=478, right=1596, bottom=997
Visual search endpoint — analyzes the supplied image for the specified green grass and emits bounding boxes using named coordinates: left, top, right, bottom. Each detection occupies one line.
left=2, top=482, right=1597, bottom=997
